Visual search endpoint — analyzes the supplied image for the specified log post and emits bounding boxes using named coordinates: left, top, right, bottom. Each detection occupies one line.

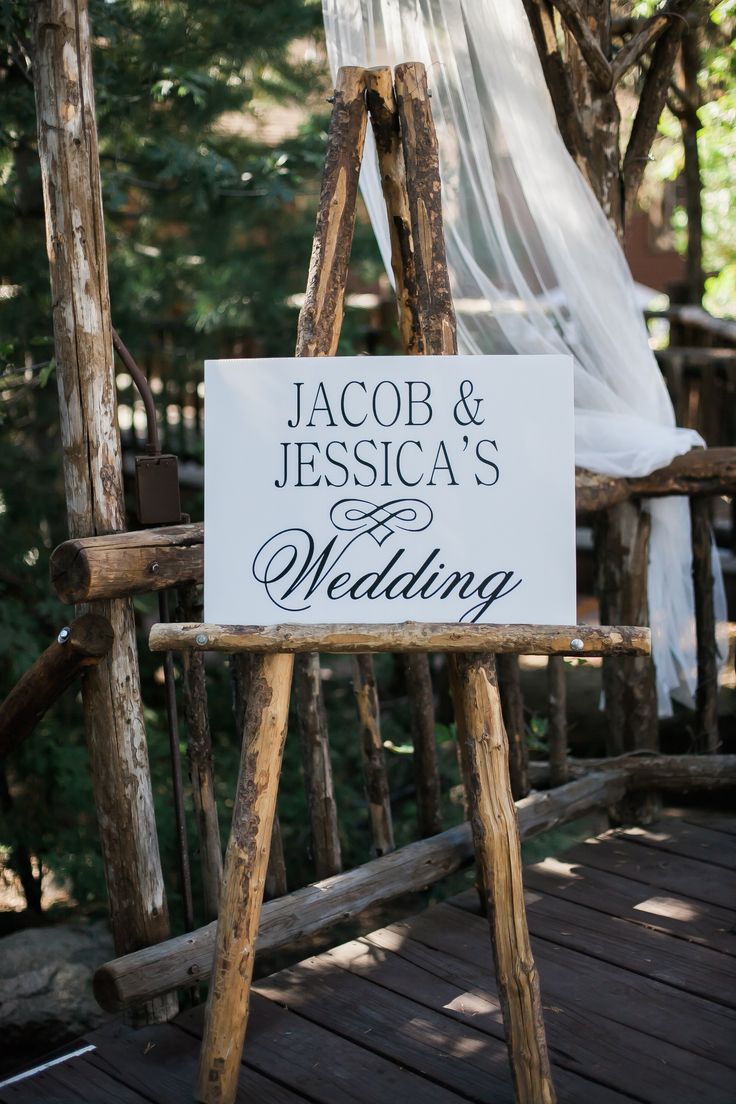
left=178, top=585, right=223, bottom=922
left=33, top=0, right=174, bottom=1019
left=264, top=813, right=288, bottom=900
left=196, top=653, right=294, bottom=1103
left=294, top=653, right=342, bottom=878
left=596, top=501, right=658, bottom=755
left=449, top=655, right=556, bottom=1104
left=401, top=654, right=442, bottom=837
left=690, top=497, right=719, bottom=752
left=497, top=655, right=530, bottom=799
left=352, top=655, right=395, bottom=856
left=547, top=656, right=569, bottom=787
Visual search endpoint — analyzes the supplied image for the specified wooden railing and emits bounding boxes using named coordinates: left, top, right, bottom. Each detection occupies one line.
left=4, top=442, right=714, bottom=1016
left=50, top=446, right=736, bottom=773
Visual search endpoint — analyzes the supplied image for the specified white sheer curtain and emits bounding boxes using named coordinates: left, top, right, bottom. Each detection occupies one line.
left=322, top=0, right=726, bottom=715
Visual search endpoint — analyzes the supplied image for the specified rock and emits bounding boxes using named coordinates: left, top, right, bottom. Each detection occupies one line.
left=0, top=921, right=114, bottom=1076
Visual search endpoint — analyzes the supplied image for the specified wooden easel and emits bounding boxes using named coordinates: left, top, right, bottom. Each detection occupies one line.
left=150, top=64, right=651, bottom=1104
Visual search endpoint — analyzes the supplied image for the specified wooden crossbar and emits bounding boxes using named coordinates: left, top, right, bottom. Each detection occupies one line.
left=150, top=622, right=651, bottom=656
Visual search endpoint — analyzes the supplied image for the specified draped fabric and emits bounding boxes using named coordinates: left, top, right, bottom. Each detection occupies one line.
left=322, top=0, right=727, bottom=714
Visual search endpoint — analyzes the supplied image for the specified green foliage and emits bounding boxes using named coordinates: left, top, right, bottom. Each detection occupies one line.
left=647, top=2, right=736, bottom=316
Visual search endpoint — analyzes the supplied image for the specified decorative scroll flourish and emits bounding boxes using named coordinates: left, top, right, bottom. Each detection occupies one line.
left=330, top=498, right=433, bottom=545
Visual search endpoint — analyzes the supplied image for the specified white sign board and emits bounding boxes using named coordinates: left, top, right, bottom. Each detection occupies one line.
left=204, top=355, right=575, bottom=626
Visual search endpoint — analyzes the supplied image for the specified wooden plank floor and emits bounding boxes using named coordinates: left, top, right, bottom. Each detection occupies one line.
left=2, top=808, right=735, bottom=1103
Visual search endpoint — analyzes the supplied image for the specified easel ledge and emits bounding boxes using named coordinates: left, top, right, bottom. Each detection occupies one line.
left=149, top=622, right=650, bottom=656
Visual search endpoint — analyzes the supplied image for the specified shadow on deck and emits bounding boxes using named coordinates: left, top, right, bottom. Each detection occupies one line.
left=3, top=807, right=735, bottom=1103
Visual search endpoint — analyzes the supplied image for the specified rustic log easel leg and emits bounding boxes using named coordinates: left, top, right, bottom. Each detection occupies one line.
left=293, top=65, right=375, bottom=870
left=232, top=653, right=288, bottom=899
left=198, top=67, right=369, bottom=1104
left=197, top=653, right=293, bottom=1103
left=396, top=61, right=556, bottom=1104
left=450, top=655, right=556, bottom=1104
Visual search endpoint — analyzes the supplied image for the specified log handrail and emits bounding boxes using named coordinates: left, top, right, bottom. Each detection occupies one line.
left=0, top=614, right=113, bottom=759
left=93, top=769, right=628, bottom=1013
left=92, top=752, right=736, bottom=1014
left=50, top=522, right=204, bottom=604
left=645, top=304, right=736, bottom=344
left=529, top=753, right=736, bottom=791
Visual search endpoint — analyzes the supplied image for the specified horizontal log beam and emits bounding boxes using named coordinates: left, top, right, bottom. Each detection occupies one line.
left=646, top=304, right=736, bottom=343
left=575, top=469, right=630, bottom=512
left=149, top=623, right=651, bottom=657
left=618, top=753, right=736, bottom=791
left=626, top=448, right=736, bottom=498
left=50, top=523, right=204, bottom=604
left=49, top=448, right=736, bottom=604
left=0, top=614, right=113, bottom=759
left=530, top=754, right=736, bottom=791
left=93, top=770, right=626, bottom=1012
left=655, top=346, right=736, bottom=366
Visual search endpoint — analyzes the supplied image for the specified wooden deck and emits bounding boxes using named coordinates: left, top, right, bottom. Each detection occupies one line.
left=3, top=807, right=735, bottom=1103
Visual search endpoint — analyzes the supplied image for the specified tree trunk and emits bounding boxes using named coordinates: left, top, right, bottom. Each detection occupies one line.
left=33, top=0, right=174, bottom=1021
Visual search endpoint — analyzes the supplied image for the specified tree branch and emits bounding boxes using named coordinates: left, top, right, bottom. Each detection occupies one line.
left=623, top=22, right=686, bottom=223
left=612, top=0, right=697, bottom=85
left=548, top=0, right=613, bottom=89
left=667, top=80, right=698, bottom=120
left=522, top=0, right=592, bottom=182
